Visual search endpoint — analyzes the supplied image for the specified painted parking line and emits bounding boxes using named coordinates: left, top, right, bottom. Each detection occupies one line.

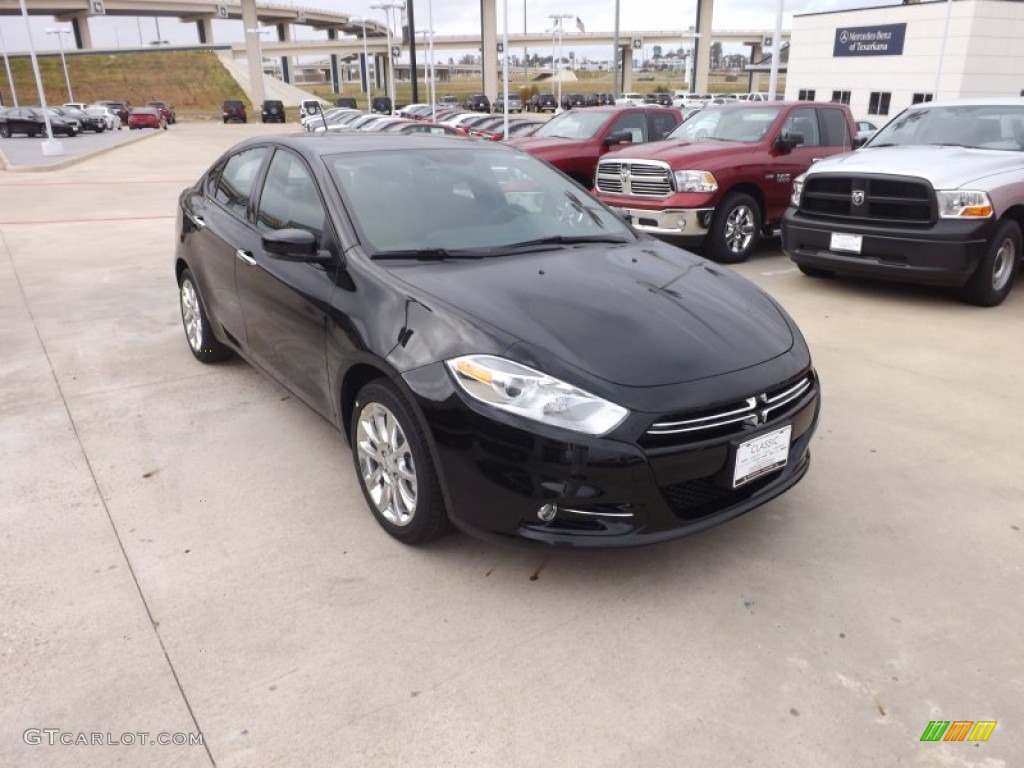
left=760, top=267, right=798, bottom=276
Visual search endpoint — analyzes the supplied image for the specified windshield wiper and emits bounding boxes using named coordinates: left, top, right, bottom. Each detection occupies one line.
left=371, top=248, right=487, bottom=261
left=491, top=235, right=632, bottom=253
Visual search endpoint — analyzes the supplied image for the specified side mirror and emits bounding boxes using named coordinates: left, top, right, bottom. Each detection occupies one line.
left=604, top=131, right=633, bottom=146
left=774, top=132, right=804, bottom=151
left=853, top=136, right=867, bottom=149
left=262, top=229, right=331, bottom=263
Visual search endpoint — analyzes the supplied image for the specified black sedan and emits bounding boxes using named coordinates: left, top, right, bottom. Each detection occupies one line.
left=0, top=107, right=76, bottom=138
left=175, top=135, right=819, bottom=547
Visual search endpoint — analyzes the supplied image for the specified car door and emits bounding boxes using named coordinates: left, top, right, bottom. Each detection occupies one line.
left=765, top=107, right=827, bottom=222
left=186, top=145, right=269, bottom=347
left=235, top=148, right=338, bottom=418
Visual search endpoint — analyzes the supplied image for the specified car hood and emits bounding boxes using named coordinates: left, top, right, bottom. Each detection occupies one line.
left=387, top=241, right=794, bottom=387
left=508, top=136, right=589, bottom=156
left=808, top=145, right=1023, bottom=188
left=606, top=139, right=754, bottom=165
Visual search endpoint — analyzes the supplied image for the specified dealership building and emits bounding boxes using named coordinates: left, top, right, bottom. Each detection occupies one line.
left=784, top=0, right=1024, bottom=122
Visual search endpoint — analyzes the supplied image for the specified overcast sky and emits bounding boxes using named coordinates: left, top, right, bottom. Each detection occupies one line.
left=0, top=0, right=901, bottom=55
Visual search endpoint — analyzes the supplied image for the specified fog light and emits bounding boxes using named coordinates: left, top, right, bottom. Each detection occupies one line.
left=676, top=217, right=687, bottom=232
left=537, top=503, right=557, bottom=522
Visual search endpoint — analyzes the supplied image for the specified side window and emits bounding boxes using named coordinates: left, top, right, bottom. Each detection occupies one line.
left=213, top=146, right=267, bottom=220
left=648, top=111, right=679, bottom=141
left=782, top=108, right=821, bottom=147
left=609, top=112, right=646, bottom=144
left=819, top=108, right=851, bottom=147
left=255, top=149, right=327, bottom=239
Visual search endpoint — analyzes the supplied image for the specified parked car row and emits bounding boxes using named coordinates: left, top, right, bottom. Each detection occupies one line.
left=298, top=103, right=545, bottom=141
left=0, top=97, right=177, bottom=138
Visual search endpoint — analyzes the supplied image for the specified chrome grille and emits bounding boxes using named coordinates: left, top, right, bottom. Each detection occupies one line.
left=596, top=159, right=673, bottom=197
left=645, top=374, right=814, bottom=441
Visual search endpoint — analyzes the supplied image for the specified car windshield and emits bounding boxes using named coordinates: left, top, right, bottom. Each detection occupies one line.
left=326, top=147, right=634, bottom=254
left=668, top=106, right=782, bottom=142
left=533, top=110, right=611, bottom=139
left=865, top=103, right=1024, bottom=150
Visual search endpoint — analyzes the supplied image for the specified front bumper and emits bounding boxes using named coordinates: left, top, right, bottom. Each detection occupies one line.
left=403, top=365, right=820, bottom=548
left=782, top=210, right=994, bottom=287
left=606, top=205, right=713, bottom=241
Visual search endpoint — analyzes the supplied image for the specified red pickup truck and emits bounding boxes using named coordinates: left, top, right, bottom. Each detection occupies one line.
left=593, top=101, right=856, bottom=262
left=509, top=105, right=683, bottom=188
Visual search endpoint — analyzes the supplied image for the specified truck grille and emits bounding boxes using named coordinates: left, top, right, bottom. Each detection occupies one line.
left=800, top=174, right=933, bottom=225
left=596, top=160, right=673, bottom=197
left=642, top=373, right=814, bottom=446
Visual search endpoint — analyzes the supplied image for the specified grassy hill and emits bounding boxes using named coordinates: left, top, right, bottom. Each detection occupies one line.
left=0, top=49, right=249, bottom=116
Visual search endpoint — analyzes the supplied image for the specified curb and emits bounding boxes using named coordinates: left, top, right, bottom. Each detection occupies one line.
left=0, top=128, right=163, bottom=174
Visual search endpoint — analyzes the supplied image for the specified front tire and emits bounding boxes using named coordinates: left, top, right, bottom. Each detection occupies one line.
left=962, top=219, right=1020, bottom=307
left=0, top=124, right=10, bottom=138
left=178, top=269, right=232, bottom=363
left=351, top=380, right=450, bottom=545
left=707, top=192, right=762, bottom=263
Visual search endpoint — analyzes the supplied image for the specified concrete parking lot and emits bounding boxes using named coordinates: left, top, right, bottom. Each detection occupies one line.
left=1, top=122, right=1021, bottom=767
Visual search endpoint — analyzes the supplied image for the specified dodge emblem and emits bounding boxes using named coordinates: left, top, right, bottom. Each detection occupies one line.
left=852, top=190, right=865, bottom=206
left=620, top=163, right=629, bottom=181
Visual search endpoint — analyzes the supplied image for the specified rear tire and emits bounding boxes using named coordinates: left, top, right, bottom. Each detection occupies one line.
left=707, top=192, right=762, bottom=264
left=178, top=269, right=232, bottom=363
left=350, top=380, right=451, bottom=545
left=798, top=264, right=835, bottom=278
left=962, top=219, right=1020, bottom=307
left=0, top=124, right=10, bottom=138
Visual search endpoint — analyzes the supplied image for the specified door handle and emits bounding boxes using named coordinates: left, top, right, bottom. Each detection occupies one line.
left=186, top=211, right=206, bottom=228
left=235, top=249, right=257, bottom=266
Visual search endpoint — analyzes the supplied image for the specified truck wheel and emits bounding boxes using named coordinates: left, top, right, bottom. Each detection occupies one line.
left=798, top=264, right=835, bottom=278
left=962, top=219, right=1020, bottom=307
left=707, top=192, right=761, bottom=264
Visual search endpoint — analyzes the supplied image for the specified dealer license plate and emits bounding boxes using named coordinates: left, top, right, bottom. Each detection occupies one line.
left=733, top=425, right=792, bottom=488
left=830, top=232, right=862, bottom=254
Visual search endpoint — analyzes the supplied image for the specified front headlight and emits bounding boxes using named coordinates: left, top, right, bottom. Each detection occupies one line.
left=672, top=170, right=718, bottom=193
left=936, top=190, right=993, bottom=218
left=445, top=355, right=628, bottom=436
left=791, top=176, right=805, bottom=207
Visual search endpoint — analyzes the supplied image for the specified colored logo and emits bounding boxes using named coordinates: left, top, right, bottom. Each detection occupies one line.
left=920, top=721, right=997, bottom=742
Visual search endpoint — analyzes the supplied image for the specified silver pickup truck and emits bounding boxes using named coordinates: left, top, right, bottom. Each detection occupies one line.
left=782, top=98, right=1024, bottom=306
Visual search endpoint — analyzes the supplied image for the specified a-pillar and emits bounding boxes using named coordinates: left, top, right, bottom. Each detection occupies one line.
left=747, top=43, right=763, bottom=92
left=278, top=23, right=293, bottom=84
left=693, top=0, right=714, bottom=95
left=70, top=14, right=93, bottom=49
left=479, top=0, right=497, bottom=102
left=196, top=17, right=215, bottom=45
left=240, top=0, right=264, bottom=107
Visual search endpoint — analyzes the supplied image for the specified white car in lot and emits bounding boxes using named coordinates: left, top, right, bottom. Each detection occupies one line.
left=615, top=92, right=645, bottom=106
left=86, top=106, right=122, bottom=130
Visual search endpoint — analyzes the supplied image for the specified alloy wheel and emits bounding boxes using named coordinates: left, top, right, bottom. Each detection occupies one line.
left=180, top=279, right=202, bottom=352
left=355, top=403, right=418, bottom=527
left=991, top=236, right=1016, bottom=292
left=725, top=205, right=756, bottom=253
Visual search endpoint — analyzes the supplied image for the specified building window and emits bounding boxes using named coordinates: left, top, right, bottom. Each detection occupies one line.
left=868, top=92, right=892, bottom=116
left=831, top=90, right=851, bottom=105
left=798, top=89, right=816, bottom=101
left=912, top=92, right=933, bottom=104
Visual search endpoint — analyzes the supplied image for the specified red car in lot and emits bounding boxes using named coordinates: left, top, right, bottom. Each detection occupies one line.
left=147, top=101, right=176, bottom=124
left=509, top=106, right=683, bottom=187
left=128, top=107, right=167, bottom=130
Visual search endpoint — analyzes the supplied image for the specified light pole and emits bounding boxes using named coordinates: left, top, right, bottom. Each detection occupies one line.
left=418, top=28, right=436, bottom=116
left=370, top=1, right=403, bottom=110
left=45, top=27, right=74, bottom=103
left=0, top=25, right=18, bottom=107
left=548, top=14, right=572, bottom=107
left=767, top=0, right=784, bottom=100
left=17, top=0, right=61, bottom=155
left=690, top=30, right=701, bottom=93
left=427, top=0, right=435, bottom=115
left=351, top=18, right=373, bottom=111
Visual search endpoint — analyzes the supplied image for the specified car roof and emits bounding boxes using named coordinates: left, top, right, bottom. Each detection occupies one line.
left=229, top=132, right=509, bottom=160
